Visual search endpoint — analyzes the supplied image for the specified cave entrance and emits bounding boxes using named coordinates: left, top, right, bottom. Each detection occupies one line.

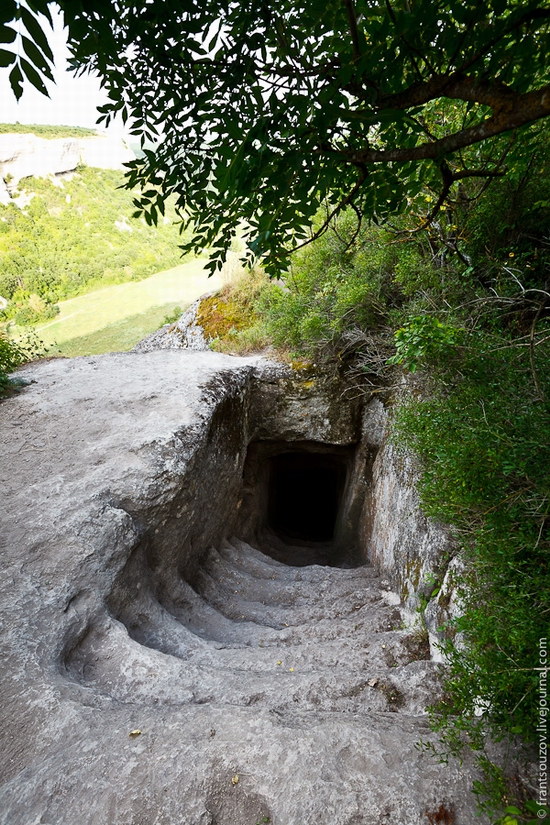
left=268, top=452, right=344, bottom=543
left=238, top=441, right=361, bottom=568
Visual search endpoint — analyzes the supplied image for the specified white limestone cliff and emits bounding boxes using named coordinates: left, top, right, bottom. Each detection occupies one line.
left=0, top=132, right=135, bottom=203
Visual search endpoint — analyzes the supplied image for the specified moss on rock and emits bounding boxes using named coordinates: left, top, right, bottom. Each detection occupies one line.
left=196, top=294, right=250, bottom=340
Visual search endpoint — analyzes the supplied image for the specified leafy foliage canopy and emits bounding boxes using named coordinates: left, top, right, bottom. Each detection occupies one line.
left=4, top=0, right=550, bottom=272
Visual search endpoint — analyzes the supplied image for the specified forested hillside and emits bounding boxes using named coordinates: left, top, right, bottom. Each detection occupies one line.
left=0, top=167, right=187, bottom=326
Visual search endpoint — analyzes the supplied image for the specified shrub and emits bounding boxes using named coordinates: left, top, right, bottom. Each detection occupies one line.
left=387, top=315, right=464, bottom=373
left=256, top=210, right=475, bottom=362
left=0, top=331, right=46, bottom=395
left=392, top=324, right=550, bottom=819
left=257, top=215, right=395, bottom=358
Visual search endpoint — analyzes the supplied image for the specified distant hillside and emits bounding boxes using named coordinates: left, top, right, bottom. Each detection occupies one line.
left=0, top=166, right=189, bottom=327
left=0, top=123, right=99, bottom=139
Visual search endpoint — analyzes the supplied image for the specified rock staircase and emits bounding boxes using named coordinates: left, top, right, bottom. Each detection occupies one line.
left=57, top=538, right=489, bottom=824
left=0, top=352, right=486, bottom=825
left=69, top=537, right=441, bottom=716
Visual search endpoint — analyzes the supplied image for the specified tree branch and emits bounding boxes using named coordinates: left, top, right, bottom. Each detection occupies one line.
left=379, top=73, right=518, bottom=112
left=343, top=83, right=550, bottom=164
left=342, top=0, right=361, bottom=62
left=414, top=166, right=505, bottom=232
left=285, top=170, right=367, bottom=255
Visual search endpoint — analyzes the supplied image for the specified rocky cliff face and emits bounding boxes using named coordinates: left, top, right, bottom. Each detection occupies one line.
left=0, top=132, right=135, bottom=203
left=357, top=400, right=459, bottom=658
left=0, top=351, right=491, bottom=825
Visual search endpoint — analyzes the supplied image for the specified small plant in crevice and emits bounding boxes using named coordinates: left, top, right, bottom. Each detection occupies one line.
left=403, top=628, right=431, bottom=664
left=377, top=680, right=405, bottom=711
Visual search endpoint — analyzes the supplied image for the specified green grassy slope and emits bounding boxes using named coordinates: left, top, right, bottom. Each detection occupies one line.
left=51, top=305, right=177, bottom=357
left=24, top=258, right=222, bottom=356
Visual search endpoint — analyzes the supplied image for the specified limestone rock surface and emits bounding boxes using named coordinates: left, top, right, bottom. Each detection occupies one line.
left=133, top=297, right=211, bottom=353
left=358, top=399, right=455, bottom=621
left=0, top=351, right=486, bottom=824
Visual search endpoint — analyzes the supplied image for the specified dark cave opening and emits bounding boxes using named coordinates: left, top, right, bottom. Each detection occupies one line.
left=267, top=452, right=346, bottom=544
left=237, top=440, right=363, bottom=567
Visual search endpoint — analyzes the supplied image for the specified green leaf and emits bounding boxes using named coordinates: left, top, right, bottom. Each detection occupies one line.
left=20, top=6, right=53, bottom=62
left=0, top=48, right=15, bottom=68
left=21, top=35, right=54, bottom=80
left=0, top=3, right=17, bottom=27
left=0, top=24, right=16, bottom=44
left=19, top=56, right=49, bottom=96
left=25, top=0, right=52, bottom=27
left=9, top=62, right=23, bottom=100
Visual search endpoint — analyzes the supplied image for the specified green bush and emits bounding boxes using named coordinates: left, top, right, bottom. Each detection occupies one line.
left=0, top=335, right=23, bottom=391
left=392, top=324, right=550, bottom=817
left=0, top=331, right=46, bottom=395
left=388, top=315, right=464, bottom=373
left=258, top=213, right=401, bottom=357
left=256, top=207, right=481, bottom=362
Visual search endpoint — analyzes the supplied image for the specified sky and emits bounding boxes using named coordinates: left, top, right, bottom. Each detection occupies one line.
left=0, top=8, right=127, bottom=137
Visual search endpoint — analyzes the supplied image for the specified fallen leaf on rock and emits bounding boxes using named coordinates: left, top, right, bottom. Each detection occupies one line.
left=231, top=774, right=239, bottom=785
left=129, top=729, right=142, bottom=737
left=289, top=667, right=294, bottom=672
